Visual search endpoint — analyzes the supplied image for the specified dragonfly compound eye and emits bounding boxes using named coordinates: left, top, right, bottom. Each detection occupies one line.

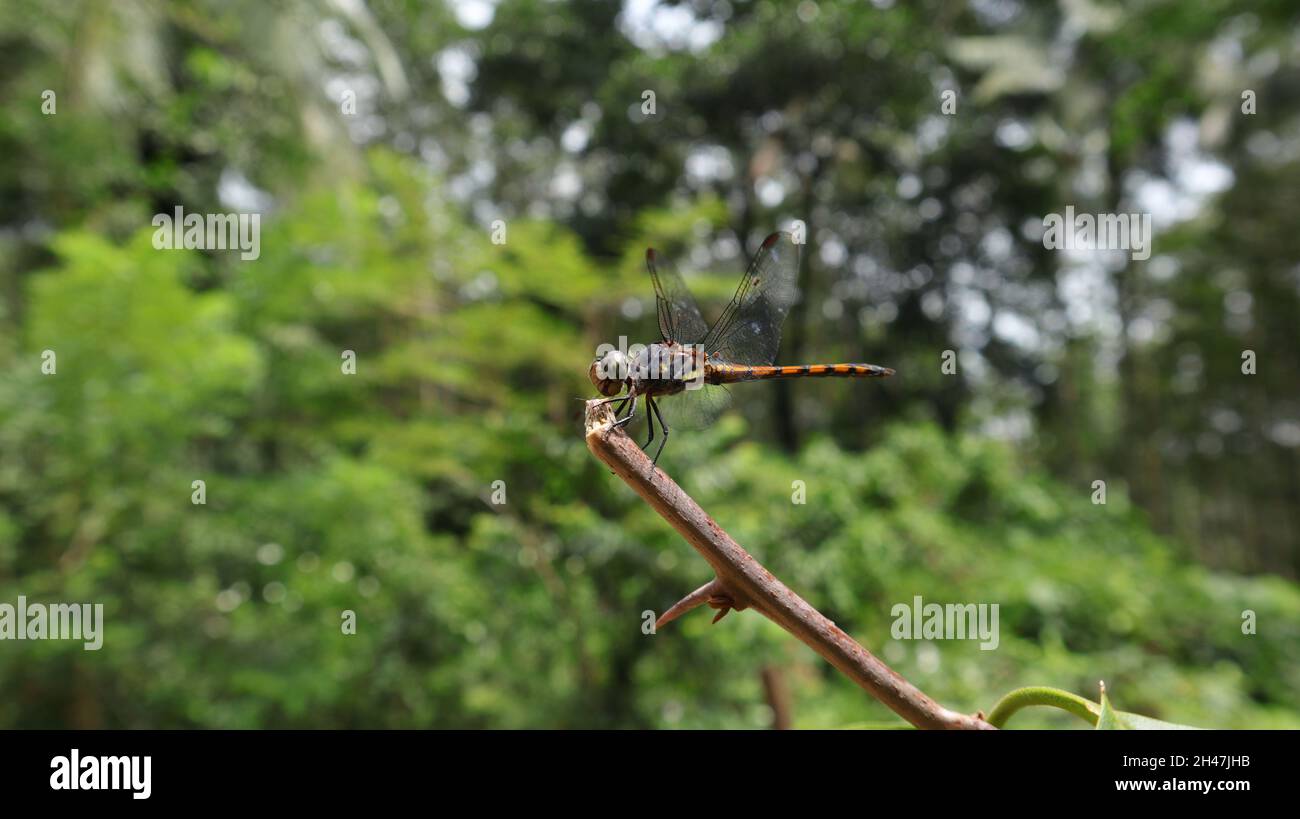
left=589, top=353, right=626, bottom=396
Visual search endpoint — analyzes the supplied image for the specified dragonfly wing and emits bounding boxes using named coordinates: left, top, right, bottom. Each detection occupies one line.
left=654, top=384, right=733, bottom=431
left=701, top=232, right=801, bottom=365
left=647, top=248, right=710, bottom=345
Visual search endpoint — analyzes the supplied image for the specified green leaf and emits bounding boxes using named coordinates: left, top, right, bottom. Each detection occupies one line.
left=1096, top=683, right=1128, bottom=730
left=1097, top=682, right=1201, bottom=730
left=1113, top=711, right=1201, bottom=731
left=989, top=685, right=1203, bottom=729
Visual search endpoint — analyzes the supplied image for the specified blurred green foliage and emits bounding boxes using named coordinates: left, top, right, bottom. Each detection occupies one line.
left=1, top=0, right=1298, bottom=728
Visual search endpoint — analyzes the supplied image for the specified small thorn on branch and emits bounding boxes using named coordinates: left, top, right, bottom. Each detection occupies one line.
left=657, top=578, right=753, bottom=629
left=657, top=579, right=721, bottom=629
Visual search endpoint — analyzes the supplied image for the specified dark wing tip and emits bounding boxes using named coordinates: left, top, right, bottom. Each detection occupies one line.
left=646, top=248, right=657, bottom=263
left=761, top=232, right=782, bottom=249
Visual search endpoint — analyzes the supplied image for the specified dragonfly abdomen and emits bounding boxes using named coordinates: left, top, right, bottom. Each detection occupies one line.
left=706, top=363, right=895, bottom=383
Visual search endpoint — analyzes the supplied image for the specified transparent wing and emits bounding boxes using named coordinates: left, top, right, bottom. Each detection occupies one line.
left=647, top=247, right=709, bottom=345
left=654, top=383, right=733, bottom=431
left=701, top=232, right=801, bottom=365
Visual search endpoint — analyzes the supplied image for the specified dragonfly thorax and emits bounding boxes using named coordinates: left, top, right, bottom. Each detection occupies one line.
left=629, top=342, right=707, bottom=395
left=589, top=342, right=708, bottom=397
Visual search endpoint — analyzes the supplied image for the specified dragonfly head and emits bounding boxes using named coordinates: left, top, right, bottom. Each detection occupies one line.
left=589, top=350, right=629, bottom=396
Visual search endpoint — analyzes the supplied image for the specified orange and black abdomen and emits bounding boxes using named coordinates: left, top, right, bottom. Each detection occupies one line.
left=707, top=363, right=895, bottom=383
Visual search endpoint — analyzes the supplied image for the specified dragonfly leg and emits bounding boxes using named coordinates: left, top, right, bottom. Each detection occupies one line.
left=649, top=395, right=669, bottom=466
left=591, top=391, right=631, bottom=407
left=612, top=390, right=637, bottom=429
left=642, top=396, right=656, bottom=450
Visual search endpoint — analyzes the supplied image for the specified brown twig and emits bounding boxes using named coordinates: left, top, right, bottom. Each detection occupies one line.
left=584, top=399, right=994, bottom=730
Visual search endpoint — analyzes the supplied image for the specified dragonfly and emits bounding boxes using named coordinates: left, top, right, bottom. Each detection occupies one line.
left=589, top=231, right=894, bottom=465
